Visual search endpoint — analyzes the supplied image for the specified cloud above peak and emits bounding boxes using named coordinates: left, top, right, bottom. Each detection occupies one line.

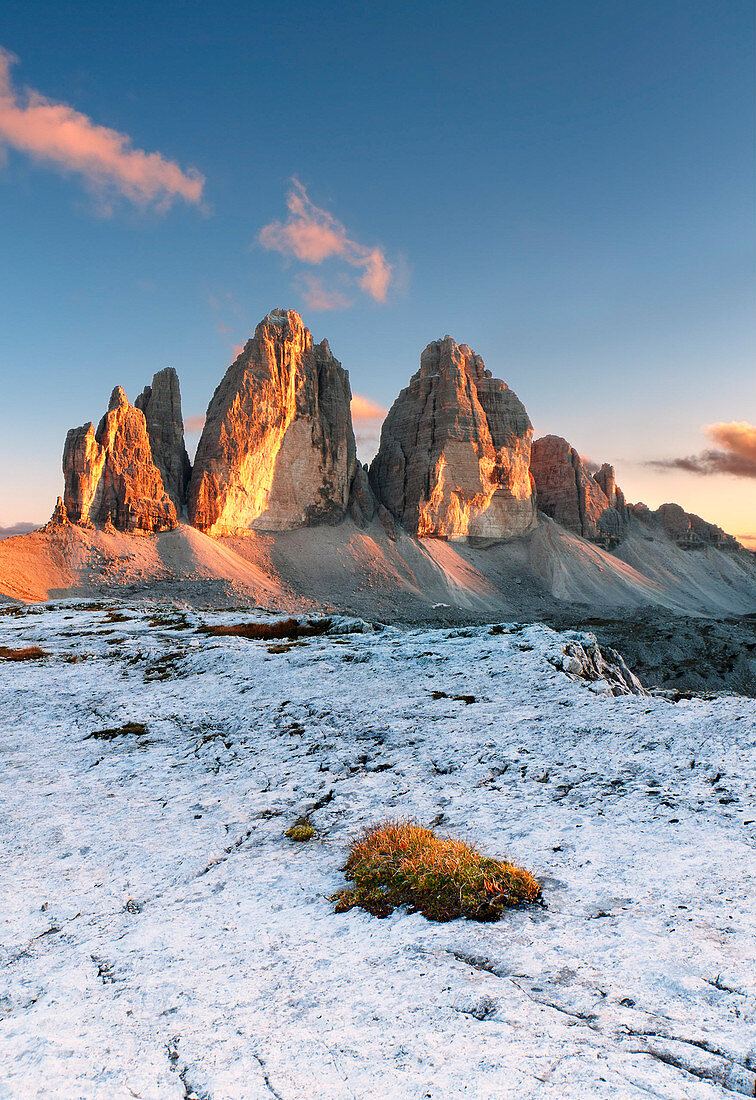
left=0, top=48, right=204, bottom=210
left=259, top=179, right=393, bottom=306
left=647, top=420, right=756, bottom=479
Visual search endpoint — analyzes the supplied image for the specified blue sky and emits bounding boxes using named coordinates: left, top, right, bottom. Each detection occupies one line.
left=1, top=0, right=754, bottom=539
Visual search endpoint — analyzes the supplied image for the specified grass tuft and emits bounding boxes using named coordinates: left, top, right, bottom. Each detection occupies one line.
left=332, top=818, right=541, bottom=922
left=86, top=721, right=148, bottom=741
left=0, top=645, right=46, bottom=661
left=285, top=816, right=316, bottom=842
left=200, top=618, right=332, bottom=641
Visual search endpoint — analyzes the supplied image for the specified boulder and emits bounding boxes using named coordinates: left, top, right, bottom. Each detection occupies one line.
left=135, top=367, right=191, bottom=512
left=188, top=309, right=358, bottom=535
left=63, top=387, right=177, bottom=533
left=368, top=336, right=536, bottom=539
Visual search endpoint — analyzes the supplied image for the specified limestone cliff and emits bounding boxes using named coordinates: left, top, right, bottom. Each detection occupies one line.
left=530, top=436, right=626, bottom=545
left=631, top=502, right=740, bottom=550
left=188, top=309, right=358, bottom=535
left=135, top=367, right=191, bottom=512
left=63, top=387, right=177, bottom=533
left=368, top=336, right=536, bottom=540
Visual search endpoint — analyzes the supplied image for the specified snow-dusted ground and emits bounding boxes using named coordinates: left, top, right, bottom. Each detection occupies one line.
left=1, top=602, right=755, bottom=1099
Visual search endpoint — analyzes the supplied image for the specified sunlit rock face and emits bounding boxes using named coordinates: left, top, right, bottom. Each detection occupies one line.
left=63, top=387, right=177, bottom=532
left=530, top=436, right=626, bottom=544
left=43, top=496, right=70, bottom=531
left=135, top=367, right=191, bottom=513
left=188, top=309, right=358, bottom=535
left=369, top=336, right=536, bottom=540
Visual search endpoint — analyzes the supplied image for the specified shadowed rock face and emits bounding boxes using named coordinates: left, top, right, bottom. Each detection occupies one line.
left=369, top=336, right=536, bottom=540
left=530, top=436, right=626, bottom=544
left=631, top=501, right=740, bottom=550
left=188, top=309, right=358, bottom=535
left=63, top=387, right=177, bottom=533
left=135, top=368, right=191, bottom=512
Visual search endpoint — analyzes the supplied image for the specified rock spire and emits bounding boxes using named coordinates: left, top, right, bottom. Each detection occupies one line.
left=529, top=435, right=627, bottom=545
left=62, top=386, right=177, bottom=533
left=188, top=309, right=358, bottom=535
left=135, top=367, right=191, bottom=512
left=369, top=336, right=536, bottom=540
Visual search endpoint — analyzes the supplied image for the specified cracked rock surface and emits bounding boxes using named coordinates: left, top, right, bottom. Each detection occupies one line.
left=1, top=604, right=755, bottom=1098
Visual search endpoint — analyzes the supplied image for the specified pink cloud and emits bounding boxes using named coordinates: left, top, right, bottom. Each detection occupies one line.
left=351, top=394, right=387, bottom=421
left=0, top=48, right=204, bottom=209
left=350, top=393, right=387, bottom=463
left=183, top=415, right=206, bottom=434
left=259, top=179, right=393, bottom=304
left=298, top=273, right=352, bottom=312
left=706, top=421, right=756, bottom=462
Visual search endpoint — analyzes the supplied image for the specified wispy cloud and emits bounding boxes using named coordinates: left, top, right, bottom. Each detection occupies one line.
left=298, top=273, right=352, bottom=312
left=647, top=421, right=756, bottom=479
left=351, top=394, right=387, bottom=464
left=259, top=179, right=393, bottom=306
left=0, top=47, right=204, bottom=209
left=183, top=415, right=206, bottom=434
left=351, top=395, right=387, bottom=421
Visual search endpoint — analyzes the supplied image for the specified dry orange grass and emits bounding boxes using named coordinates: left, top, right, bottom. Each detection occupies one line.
left=200, top=618, right=332, bottom=641
left=0, top=645, right=46, bottom=661
left=333, top=818, right=541, bottom=922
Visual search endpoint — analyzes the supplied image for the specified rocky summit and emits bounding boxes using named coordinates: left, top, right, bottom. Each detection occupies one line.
left=530, top=435, right=626, bottom=546
left=62, top=386, right=178, bottom=533
left=369, top=336, right=536, bottom=539
left=188, top=309, right=359, bottom=535
left=630, top=501, right=739, bottom=550
left=49, top=308, right=748, bottom=569
left=135, top=367, right=191, bottom=513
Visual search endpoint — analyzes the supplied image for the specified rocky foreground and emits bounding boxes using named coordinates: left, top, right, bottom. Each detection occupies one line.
left=1, top=602, right=755, bottom=1099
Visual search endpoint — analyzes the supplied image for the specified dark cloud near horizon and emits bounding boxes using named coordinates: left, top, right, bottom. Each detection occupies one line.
left=647, top=450, right=756, bottom=478
left=0, top=522, right=38, bottom=539
left=647, top=421, right=756, bottom=479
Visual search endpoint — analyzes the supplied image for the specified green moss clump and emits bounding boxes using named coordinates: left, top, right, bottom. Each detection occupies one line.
left=285, top=816, right=315, bottom=842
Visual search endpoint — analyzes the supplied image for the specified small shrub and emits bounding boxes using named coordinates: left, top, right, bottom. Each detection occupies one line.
left=104, top=611, right=130, bottom=623
left=332, top=818, right=541, bottom=922
left=0, top=645, right=46, bottom=661
left=200, top=618, right=332, bottom=641
left=86, top=721, right=148, bottom=741
left=285, top=816, right=315, bottom=842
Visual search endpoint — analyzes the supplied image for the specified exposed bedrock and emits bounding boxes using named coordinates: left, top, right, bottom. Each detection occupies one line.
left=629, top=501, right=740, bottom=550
left=188, top=309, right=360, bottom=535
left=63, top=387, right=177, bottom=533
left=135, top=367, right=191, bottom=512
left=369, top=336, right=536, bottom=540
left=530, top=435, right=627, bottom=546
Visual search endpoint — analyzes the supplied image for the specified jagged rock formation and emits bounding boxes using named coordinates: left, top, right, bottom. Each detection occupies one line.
left=63, top=387, right=177, bottom=533
left=188, top=309, right=358, bottom=535
left=369, top=336, right=536, bottom=540
left=530, top=436, right=627, bottom=546
left=552, top=633, right=647, bottom=696
left=629, top=502, right=740, bottom=550
left=135, top=368, right=191, bottom=512
left=44, top=496, right=69, bottom=530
